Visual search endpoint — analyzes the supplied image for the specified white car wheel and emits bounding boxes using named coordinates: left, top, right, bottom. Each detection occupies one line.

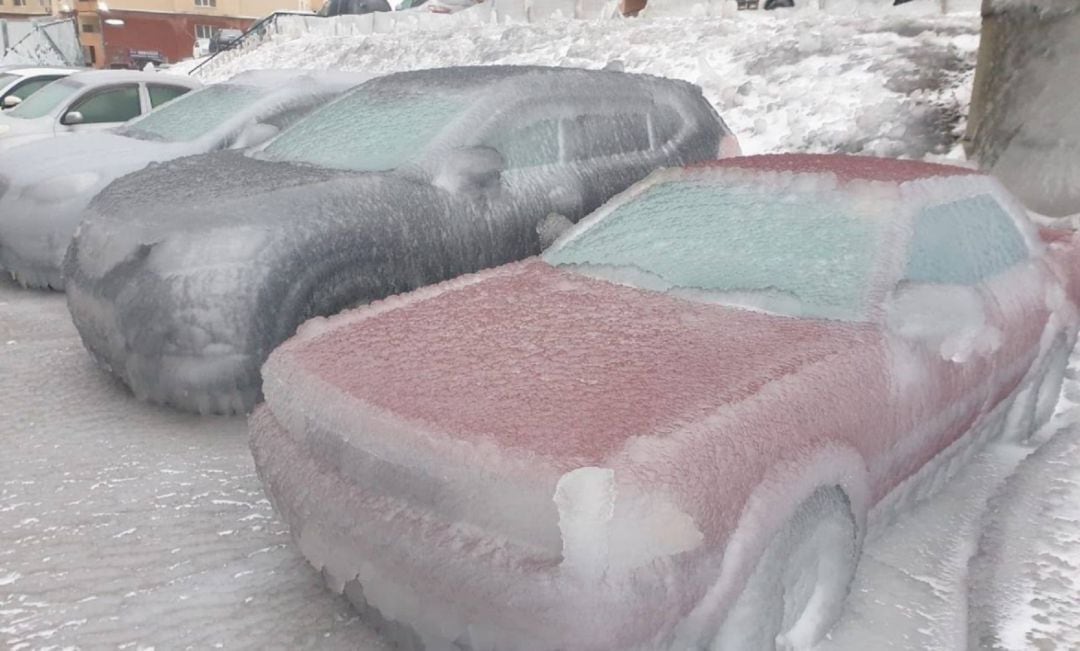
left=712, top=487, right=859, bottom=651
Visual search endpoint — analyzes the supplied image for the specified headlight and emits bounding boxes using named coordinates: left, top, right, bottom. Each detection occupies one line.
left=21, top=172, right=100, bottom=204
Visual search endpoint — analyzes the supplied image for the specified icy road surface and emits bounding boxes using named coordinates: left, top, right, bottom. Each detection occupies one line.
left=2, top=278, right=1078, bottom=648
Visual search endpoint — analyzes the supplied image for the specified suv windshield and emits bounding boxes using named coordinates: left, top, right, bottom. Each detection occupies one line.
left=9, top=78, right=82, bottom=119
left=544, top=181, right=882, bottom=321
left=121, top=84, right=266, bottom=142
left=260, top=87, right=465, bottom=172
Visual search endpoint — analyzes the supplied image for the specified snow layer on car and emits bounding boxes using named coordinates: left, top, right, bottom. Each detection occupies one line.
left=249, top=156, right=1078, bottom=648
left=63, top=66, right=728, bottom=414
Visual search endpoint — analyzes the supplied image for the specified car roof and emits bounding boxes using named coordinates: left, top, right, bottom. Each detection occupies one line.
left=222, top=69, right=369, bottom=91
left=0, top=66, right=77, bottom=76
left=64, top=69, right=201, bottom=88
left=698, top=154, right=983, bottom=184
left=361, top=64, right=685, bottom=96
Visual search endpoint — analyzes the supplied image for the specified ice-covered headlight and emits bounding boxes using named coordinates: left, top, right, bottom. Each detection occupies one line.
left=145, top=228, right=269, bottom=276
left=21, top=172, right=100, bottom=204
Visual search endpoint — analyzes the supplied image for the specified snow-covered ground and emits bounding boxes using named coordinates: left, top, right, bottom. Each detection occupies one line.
left=198, top=10, right=981, bottom=161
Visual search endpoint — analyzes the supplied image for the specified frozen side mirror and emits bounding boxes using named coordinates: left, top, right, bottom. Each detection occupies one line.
left=538, top=212, right=574, bottom=250
left=61, top=111, right=84, bottom=126
left=885, top=282, right=1001, bottom=363
left=433, top=146, right=505, bottom=195
left=2, top=95, right=21, bottom=109
left=230, top=122, right=280, bottom=150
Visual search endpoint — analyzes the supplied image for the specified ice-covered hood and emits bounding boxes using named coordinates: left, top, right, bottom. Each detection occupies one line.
left=266, top=260, right=877, bottom=470
left=0, top=131, right=175, bottom=188
left=74, top=151, right=421, bottom=281
left=0, top=114, right=55, bottom=150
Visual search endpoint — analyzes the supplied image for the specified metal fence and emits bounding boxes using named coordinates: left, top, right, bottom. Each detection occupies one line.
left=0, top=18, right=84, bottom=67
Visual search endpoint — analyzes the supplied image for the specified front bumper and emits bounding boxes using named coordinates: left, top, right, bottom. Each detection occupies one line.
left=249, top=405, right=694, bottom=650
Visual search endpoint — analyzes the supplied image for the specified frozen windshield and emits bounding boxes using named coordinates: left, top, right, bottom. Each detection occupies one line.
left=544, top=181, right=882, bottom=321
left=9, top=78, right=82, bottom=119
left=121, top=84, right=266, bottom=142
left=260, top=87, right=465, bottom=172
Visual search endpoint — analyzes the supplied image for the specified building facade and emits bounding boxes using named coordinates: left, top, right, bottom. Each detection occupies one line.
left=1, top=0, right=52, bottom=21
left=72, top=0, right=322, bottom=68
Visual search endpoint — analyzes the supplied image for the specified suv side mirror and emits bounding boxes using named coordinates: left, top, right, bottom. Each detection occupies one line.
left=433, top=146, right=505, bottom=195
left=885, top=282, right=1001, bottom=363
left=2, top=96, right=21, bottom=109
left=230, top=122, right=279, bottom=149
left=61, top=111, right=84, bottom=126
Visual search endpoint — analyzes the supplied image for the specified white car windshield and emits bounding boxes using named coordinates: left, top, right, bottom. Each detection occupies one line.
left=8, top=78, right=82, bottom=119
left=121, top=84, right=266, bottom=142
left=544, top=180, right=883, bottom=321
left=260, top=87, right=465, bottom=172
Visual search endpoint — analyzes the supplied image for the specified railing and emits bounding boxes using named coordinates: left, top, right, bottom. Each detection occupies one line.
left=189, top=10, right=316, bottom=78
left=0, top=17, right=84, bottom=67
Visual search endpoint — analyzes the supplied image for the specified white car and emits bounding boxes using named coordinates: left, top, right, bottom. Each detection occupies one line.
left=0, top=69, right=200, bottom=151
left=0, top=66, right=76, bottom=110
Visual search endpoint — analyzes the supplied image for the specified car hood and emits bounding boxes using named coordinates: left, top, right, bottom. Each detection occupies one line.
left=0, top=131, right=178, bottom=188
left=265, top=260, right=878, bottom=470
left=0, top=114, right=52, bottom=148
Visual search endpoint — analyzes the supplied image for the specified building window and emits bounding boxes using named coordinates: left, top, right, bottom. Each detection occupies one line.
left=13, top=0, right=26, bottom=6
left=194, top=0, right=217, bottom=6
left=81, top=23, right=98, bottom=33
left=195, top=24, right=214, bottom=39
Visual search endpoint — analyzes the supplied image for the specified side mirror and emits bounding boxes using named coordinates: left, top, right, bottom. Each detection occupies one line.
left=537, top=212, right=574, bottom=250
left=885, top=283, right=1001, bottom=363
left=61, top=111, right=84, bottom=126
left=2, top=95, right=21, bottom=109
left=230, top=122, right=279, bottom=149
left=433, top=146, right=505, bottom=195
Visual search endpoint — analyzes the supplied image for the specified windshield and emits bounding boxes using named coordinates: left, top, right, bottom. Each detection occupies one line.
left=260, top=87, right=465, bottom=172
left=543, top=181, right=882, bottom=321
left=0, top=73, right=20, bottom=89
left=8, top=78, right=82, bottom=119
left=121, top=84, right=266, bottom=142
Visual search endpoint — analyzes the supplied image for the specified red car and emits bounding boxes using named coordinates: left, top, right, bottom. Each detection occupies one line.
left=250, top=155, right=1080, bottom=650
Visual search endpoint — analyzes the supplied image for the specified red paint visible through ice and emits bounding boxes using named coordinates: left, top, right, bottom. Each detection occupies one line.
left=696, top=153, right=980, bottom=184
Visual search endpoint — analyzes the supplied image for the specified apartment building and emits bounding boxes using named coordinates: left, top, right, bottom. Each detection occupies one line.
left=1, top=0, right=52, bottom=20
left=71, top=0, right=323, bottom=68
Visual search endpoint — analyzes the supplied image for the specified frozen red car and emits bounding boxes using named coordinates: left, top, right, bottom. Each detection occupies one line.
left=250, top=155, right=1080, bottom=650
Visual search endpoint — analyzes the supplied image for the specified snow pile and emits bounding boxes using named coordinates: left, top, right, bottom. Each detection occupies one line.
left=199, top=11, right=981, bottom=159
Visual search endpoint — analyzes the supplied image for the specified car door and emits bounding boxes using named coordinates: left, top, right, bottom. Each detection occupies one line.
left=876, top=195, right=1023, bottom=486
left=58, top=83, right=142, bottom=133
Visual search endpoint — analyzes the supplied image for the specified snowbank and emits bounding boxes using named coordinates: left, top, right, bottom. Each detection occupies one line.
left=198, top=11, right=980, bottom=159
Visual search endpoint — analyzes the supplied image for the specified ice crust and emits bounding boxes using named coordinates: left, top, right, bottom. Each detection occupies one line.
left=0, top=69, right=364, bottom=290
left=63, top=65, right=729, bottom=414
left=250, top=155, right=1080, bottom=648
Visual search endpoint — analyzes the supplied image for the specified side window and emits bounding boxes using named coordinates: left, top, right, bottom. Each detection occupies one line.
left=904, top=194, right=1029, bottom=285
left=69, top=85, right=141, bottom=124
left=483, top=119, right=561, bottom=169
left=8, top=76, right=63, bottom=101
left=649, top=104, right=680, bottom=147
left=148, top=84, right=191, bottom=108
left=563, top=112, right=650, bottom=161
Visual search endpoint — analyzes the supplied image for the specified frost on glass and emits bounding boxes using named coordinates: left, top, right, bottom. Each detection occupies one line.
left=545, top=181, right=880, bottom=321
left=262, top=90, right=466, bottom=172
left=904, top=195, right=1029, bottom=285
left=62, top=66, right=731, bottom=414
left=122, top=85, right=267, bottom=142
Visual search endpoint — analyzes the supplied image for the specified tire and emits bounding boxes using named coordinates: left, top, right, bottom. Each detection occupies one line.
left=712, top=487, right=860, bottom=651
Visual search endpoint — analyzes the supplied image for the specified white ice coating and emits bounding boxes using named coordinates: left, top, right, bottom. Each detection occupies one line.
left=0, top=69, right=365, bottom=289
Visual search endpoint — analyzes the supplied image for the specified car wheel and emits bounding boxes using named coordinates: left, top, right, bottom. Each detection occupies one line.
left=712, top=487, right=859, bottom=651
